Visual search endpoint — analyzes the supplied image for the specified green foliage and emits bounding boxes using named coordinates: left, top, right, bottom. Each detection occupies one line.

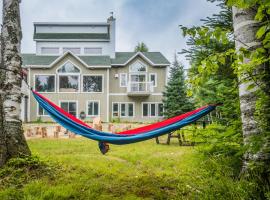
left=134, top=42, right=149, bottom=52
left=163, top=54, right=194, bottom=118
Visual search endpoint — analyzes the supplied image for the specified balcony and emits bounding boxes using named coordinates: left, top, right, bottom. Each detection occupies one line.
left=127, top=82, right=154, bottom=96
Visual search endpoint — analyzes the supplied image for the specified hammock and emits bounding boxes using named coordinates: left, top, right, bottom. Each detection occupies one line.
left=32, top=90, right=218, bottom=153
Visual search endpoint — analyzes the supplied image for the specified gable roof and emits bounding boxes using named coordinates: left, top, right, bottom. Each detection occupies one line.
left=22, top=52, right=111, bottom=68
left=21, top=52, right=170, bottom=68
left=111, top=52, right=170, bottom=66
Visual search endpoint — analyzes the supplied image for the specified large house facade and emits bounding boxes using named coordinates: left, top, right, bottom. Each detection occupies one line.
left=22, top=16, right=170, bottom=122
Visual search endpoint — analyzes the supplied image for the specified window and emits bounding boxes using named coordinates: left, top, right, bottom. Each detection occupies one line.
left=120, top=73, right=127, bottom=87
left=41, top=47, right=59, bottom=55
left=149, top=73, right=157, bottom=87
left=35, top=75, right=55, bottom=92
left=57, top=62, right=80, bottom=73
left=84, top=47, right=102, bottom=55
left=57, top=62, right=80, bottom=93
left=150, top=104, right=156, bottom=117
left=63, top=47, right=81, bottom=54
left=142, top=103, right=164, bottom=117
left=83, top=75, right=102, bottom=92
left=112, top=103, right=134, bottom=117
left=112, top=103, right=119, bottom=117
left=60, top=101, right=77, bottom=117
left=87, top=101, right=99, bottom=116
left=129, top=61, right=147, bottom=72
left=37, top=104, right=48, bottom=116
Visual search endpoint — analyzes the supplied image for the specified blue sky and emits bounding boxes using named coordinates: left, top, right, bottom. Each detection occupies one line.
left=3, top=0, right=220, bottom=67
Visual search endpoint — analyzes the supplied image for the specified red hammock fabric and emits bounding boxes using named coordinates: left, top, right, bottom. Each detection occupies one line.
left=33, top=90, right=208, bottom=135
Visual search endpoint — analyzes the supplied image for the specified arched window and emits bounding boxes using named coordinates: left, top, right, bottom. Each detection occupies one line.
left=57, top=61, right=80, bottom=73
left=57, top=61, right=80, bottom=93
left=129, top=61, right=147, bottom=72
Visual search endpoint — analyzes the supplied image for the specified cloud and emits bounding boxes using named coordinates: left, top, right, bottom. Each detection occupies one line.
left=1, top=0, right=220, bottom=67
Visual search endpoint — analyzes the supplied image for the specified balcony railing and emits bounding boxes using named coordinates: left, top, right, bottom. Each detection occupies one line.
left=127, top=81, right=154, bottom=96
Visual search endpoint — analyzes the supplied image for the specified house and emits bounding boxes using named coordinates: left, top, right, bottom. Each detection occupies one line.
left=21, top=16, right=170, bottom=123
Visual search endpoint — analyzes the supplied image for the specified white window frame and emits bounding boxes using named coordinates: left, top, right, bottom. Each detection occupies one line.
left=112, top=102, right=135, bottom=118
left=141, top=102, right=164, bottom=118
left=112, top=102, right=119, bottom=118
left=81, top=74, right=104, bottom=93
left=149, top=73, right=157, bottom=87
left=56, top=61, right=81, bottom=93
left=59, top=100, right=78, bottom=118
left=63, top=47, right=81, bottom=55
left=34, top=74, right=56, bottom=93
left=40, top=47, right=60, bottom=55
left=36, top=103, right=49, bottom=117
left=86, top=100, right=100, bottom=117
left=119, top=73, right=127, bottom=87
left=84, top=47, right=102, bottom=55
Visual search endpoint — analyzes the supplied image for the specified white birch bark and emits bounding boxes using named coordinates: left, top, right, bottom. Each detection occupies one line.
left=0, top=0, right=30, bottom=165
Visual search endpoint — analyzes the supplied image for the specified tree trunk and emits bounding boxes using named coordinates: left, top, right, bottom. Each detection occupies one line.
left=233, top=6, right=270, bottom=182
left=0, top=0, right=30, bottom=167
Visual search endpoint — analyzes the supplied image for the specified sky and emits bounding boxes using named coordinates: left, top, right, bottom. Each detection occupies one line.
left=2, top=0, right=220, bottom=68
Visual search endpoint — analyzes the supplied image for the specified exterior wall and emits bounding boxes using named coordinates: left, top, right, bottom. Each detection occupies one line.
left=109, top=57, right=166, bottom=94
left=109, top=95, right=164, bottom=123
left=29, top=54, right=109, bottom=122
left=36, top=41, right=113, bottom=57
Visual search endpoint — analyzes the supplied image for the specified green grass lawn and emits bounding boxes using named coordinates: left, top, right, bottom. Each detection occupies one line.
left=0, top=138, right=252, bottom=200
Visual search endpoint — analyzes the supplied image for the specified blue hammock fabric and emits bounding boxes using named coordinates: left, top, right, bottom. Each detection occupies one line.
left=32, top=90, right=217, bottom=146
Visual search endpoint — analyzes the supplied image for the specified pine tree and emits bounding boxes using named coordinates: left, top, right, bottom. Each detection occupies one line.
left=163, top=54, right=193, bottom=118
left=134, top=42, right=149, bottom=52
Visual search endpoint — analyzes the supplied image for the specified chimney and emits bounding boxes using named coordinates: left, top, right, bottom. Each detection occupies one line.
left=107, top=13, right=116, bottom=58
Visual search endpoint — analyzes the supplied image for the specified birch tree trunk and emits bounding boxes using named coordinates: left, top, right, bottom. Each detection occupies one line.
left=0, top=0, right=30, bottom=166
left=233, top=6, right=270, bottom=179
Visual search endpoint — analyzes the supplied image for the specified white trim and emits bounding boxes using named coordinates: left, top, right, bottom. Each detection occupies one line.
left=57, top=60, right=81, bottom=93
left=84, top=47, right=103, bottom=55
left=111, top=102, right=135, bottom=118
left=81, top=74, right=104, bottom=93
left=149, top=73, right=157, bottom=87
left=40, top=47, right=60, bottom=55
left=36, top=102, right=49, bottom=117
left=49, top=51, right=89, bottom=69
left=108, top=93, right=163, bottom=96
left=106, top=69, right=109, bottom=122
left=112, top=102, right=120, bottom=118
left=34, top=74, right=56, bottom=93
left=141, top=102, right=164, bottom=118
left=119, top=73, right=127, bottom=87
left=28, top=68, right=31, bottom=122
left=86, top=100, right=100, bottom=117
left=59, top=100, right=79, bottom=118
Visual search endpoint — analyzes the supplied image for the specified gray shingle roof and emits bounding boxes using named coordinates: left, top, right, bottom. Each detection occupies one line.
left=21, top=52, right=169, bottom=68
left=34, top=33, right=110, bottom=40
left=111, top=52, right=170, bottom=65
left=21, top=54, right=111, bottom=66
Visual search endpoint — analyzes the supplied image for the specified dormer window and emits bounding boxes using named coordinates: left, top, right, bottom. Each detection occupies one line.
left=57, top=61, right=80, bottom=93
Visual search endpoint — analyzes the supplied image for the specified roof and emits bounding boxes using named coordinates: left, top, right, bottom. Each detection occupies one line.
left=111, top=52, right=170, bottom=66
left=21, top=53, right=111, bottom=67
left=21, top=52, right=170, bottom=68
left=34, top=22, right=109, bottom=26
left=34, top=33, right=110, bottom=41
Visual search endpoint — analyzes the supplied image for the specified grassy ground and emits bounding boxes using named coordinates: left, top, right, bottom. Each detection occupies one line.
left=0, top=138, right=252, bottom=200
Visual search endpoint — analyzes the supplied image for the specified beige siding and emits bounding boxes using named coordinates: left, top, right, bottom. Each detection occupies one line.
left=29, top=54, right=109, bottom=122
left=109, top=57, right=167, bottom=94
left=29, top=54, right=167, bottom=123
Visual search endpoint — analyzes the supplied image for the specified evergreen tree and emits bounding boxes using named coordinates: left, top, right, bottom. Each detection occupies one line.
left=163, top=54, right=193, bottom=118
left=134, top=42, right=149, bottom=52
